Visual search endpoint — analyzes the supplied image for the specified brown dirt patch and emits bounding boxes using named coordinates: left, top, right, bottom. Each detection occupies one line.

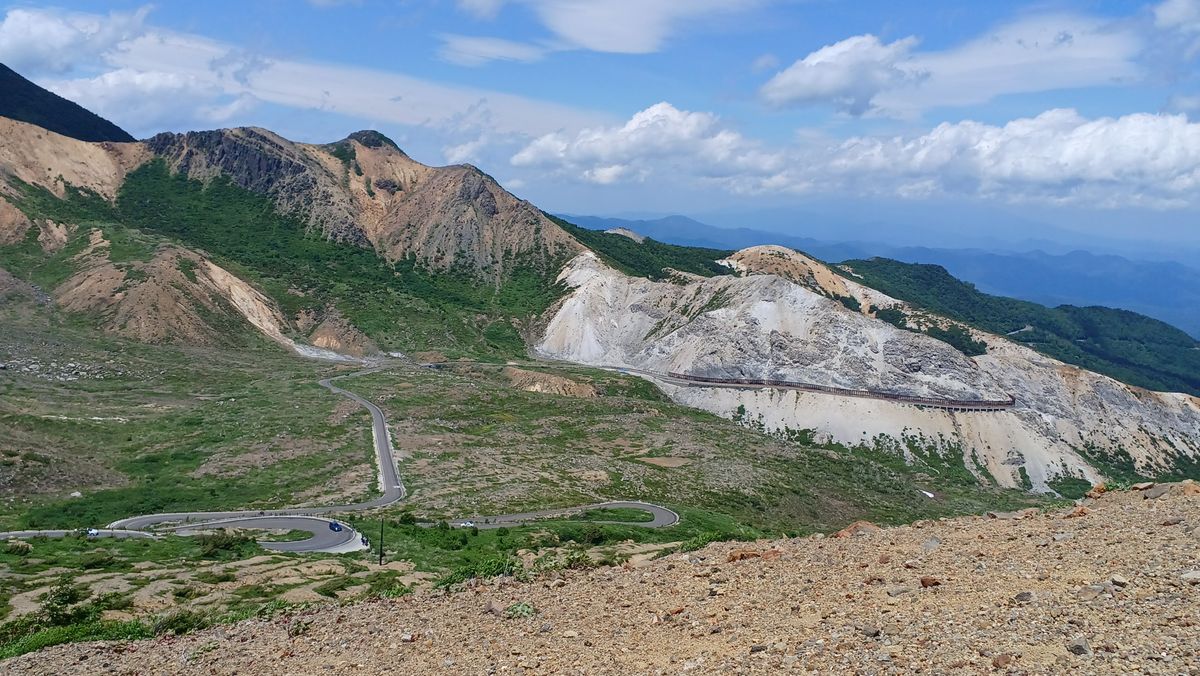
left=636, top=456, right=692, bottom=468
left=502, top=366, right=597, bottom=398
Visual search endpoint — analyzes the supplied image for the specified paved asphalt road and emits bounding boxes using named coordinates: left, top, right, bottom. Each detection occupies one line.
left=0, top=364, right=679, bottom=553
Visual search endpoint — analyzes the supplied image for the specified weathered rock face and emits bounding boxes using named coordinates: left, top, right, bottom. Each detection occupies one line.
left=0, top=117, right=148, bottom=200
left=147, top=127, right=582, bottom=278
left=538, top=250, right=1200, bottom=490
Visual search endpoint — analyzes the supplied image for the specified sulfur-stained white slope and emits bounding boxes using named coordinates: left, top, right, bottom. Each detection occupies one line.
left=538, top=250, right=1200, bottom=490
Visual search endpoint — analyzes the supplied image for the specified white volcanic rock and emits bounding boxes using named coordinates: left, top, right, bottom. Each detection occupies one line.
left=538, top=250, right=1200, bottom=490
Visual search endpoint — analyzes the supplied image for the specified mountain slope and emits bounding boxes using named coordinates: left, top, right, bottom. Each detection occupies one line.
left=538, top=248, right=1200, bottom=491
left=840, top=258, right=1200, bottom=396
left=0, top=63, right=134, bottom=143
left=147, top=128, right=581, bottom=278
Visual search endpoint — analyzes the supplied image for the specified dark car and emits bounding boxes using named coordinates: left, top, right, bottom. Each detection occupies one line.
left=328, top=521, right=343, bottom=532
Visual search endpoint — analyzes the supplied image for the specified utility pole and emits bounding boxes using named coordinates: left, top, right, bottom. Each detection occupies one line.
left=378, top=518, right=384, bottom=566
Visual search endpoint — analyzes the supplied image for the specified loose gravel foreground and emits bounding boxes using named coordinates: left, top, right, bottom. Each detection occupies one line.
left=8, top=483, right=1200, bottom=675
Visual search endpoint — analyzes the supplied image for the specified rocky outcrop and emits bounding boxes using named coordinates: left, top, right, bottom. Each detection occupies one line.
left=147, top=128, right=582, bottom=278
left=502, top=366, right=597, bottom=398
left=305, top=307, right=379, bottom=357
left=538, top=250, right=1200, bottom=490
left=0, top=197, right=31, bottom=245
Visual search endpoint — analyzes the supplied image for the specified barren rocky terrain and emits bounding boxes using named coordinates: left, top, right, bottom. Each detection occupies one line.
left=8, top=482, right=1199, bottom=675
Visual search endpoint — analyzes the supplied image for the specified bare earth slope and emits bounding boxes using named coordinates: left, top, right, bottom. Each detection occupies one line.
left=538, top=250, right=1200, bottom=490
left=146, top=128, right=582, bottom=278
left=12, top=483, right=1200, bottom=674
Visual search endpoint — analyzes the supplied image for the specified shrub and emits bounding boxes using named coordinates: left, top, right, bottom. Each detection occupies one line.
left=79, top=550, right=116, bottom=570
left=504, top=602, right=535, bottom=619
left=4, top=541, right=31, bottom=556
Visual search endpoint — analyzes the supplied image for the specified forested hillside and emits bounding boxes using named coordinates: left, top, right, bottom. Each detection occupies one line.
left=842, top=258, right=1200, bottom=396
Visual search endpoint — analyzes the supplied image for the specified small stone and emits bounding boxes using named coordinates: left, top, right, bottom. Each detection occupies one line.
left=1052, top=532, right=1074, bottom=542
left=749, top=644, right=767, bottom=654
left=1161, top=517, right=1184, bottom=526
left=920, top=576, right=942, bottom=588
left=562, top=630, right=579, bottom=638
left=1181, top=571, right=1200, bottom=585
left=484, top=600, right=505, bottom=617
left=1144, top=484, right=1171, bottom=500
left=886, top=587, right=913, bottom=597
left=1076, top=585, right=1105, bottom=601
left=1130, top=482, right=1155, bottom=491
left=992, top=654, right=1014, bottom=669
left=1013, top=591, right=1035, bottom=604
left=1110, top=574, right=1129, bottom=588
left=727, top=548, right=761, bottom=562
left=400, top=633, right=415, bottom=643
left=921, top=537, right=941, bottom=553
left=1067, top=638, right=1092, bottom=656
left=1063, top=506, right=1089, bottom=519
left=903, top=559, right=921, bottom=569
left=861, top=625, right=881, bottom=638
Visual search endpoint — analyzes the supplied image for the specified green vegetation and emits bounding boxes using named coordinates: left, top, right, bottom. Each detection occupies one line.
left=550, top=215, right=733, bottom=280
left=114, top=160, right=566, bottom=357
left=577, top=507, right=655, bottom=523
left=923, top=324, right=988, bottom=357
left=0, top=63, right=135, bottom=142
left=842, top=258, right=1200, bottom=395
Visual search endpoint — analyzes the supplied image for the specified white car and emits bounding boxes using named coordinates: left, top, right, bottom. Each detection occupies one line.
left=458, top=521, right=476, bottom=528
left=85, top=528, right=99, bottom=537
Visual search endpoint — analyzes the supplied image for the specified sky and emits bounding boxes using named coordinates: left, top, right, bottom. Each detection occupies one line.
left=1, top=0, right=1199, bottom=253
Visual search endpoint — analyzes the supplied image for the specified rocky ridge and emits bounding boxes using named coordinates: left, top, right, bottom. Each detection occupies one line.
left=10, top=483, right=1200, bottom=674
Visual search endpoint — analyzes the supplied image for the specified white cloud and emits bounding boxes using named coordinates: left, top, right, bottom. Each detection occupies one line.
left=1169, top=93, right=1200, bottom=115
left=437, top=34, right=547, bottom=66
left=0, top=6, right=608, bottom=139
left=516, top=103, right=1200, bottom=208
left=512, top=102, right=784, bottom=186
left=44, top=68, right=258, bottom=133
left=760, top=35, right=920, bottom=115
left=1155, top=0, right=1200, bottom=57
left=450, top=0, right=761, bottom=63
left=763, top=14, right=1142, bottom=117
left=751, top=53, right=779, bottom=73
left=0, top=6, right=149, bottom=76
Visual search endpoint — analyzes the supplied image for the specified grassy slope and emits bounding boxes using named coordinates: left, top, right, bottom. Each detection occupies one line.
left=842, top=258, right=1200, bottom=396
left=549, top=214, right=733, bottom=280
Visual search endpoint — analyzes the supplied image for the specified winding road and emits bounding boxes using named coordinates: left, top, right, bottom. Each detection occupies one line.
left=0, top=366, right=679, bottom=554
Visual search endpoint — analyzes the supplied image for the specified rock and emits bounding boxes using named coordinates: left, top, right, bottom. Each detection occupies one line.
left=400, top=633, right=415, bottom=643
left=1013, top=591, right=1035, bottom=604
left=1161, top=517, right=1184, bottom=526
left=1076, top=585, right=1105, bottom=601
left=1110, top=574, right=1130, bottom=588
left=1063, top=506, right=1089, bottom=519
left=1182, top=571, right=1200, bottom=585
left=1180, top=481, right=1200, bottom=496
left=992, top=653, right=1014, bottom=669
left=727, top=549, right=761, bottom=562
left=1085, top=483, right=1107, bottom=499
left=861, top=625, right=881, bottom=638
left=1067, top=638, right=1092, bottom=656
left=1130, top=482, right=1155, bottom=491
left=484, top=600, right=505, bottom=617
left=903, top=559, right=921, bottom=569
left=919, top=576, right=942, bottom=588
left=1143, top=484, right=1171, bottom=500
left=749, top=645, right=767, bottom=654
left=886, top=587, right=913, bottom=597
left=68, top=491, right=82, bottom=498
left=1052, top=532, right=1074, bottom=542
left=834, top=521, right=881, bottom=538
left=562, top=630, right=579, bottom=638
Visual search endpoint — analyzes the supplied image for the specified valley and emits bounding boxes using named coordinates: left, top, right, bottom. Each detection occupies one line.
left=0, top=69, right=1196, bottom=667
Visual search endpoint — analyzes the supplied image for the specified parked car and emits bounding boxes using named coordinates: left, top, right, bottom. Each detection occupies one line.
left=458, top=520, right=476, bottom=528
left=85, top=528, right=99, bottom=537
left=328, top=522, right=343, bottom=532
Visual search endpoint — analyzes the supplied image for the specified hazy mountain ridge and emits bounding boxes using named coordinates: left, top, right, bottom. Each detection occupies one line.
left=567, top=214, right=1200, bottom=339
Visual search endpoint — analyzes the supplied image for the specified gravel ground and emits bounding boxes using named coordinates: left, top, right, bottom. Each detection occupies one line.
left=7, top=482, right=1200, bottom=675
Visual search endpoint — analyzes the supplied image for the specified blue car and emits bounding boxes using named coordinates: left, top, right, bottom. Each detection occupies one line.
left=328, top=521, right=343, bottom=532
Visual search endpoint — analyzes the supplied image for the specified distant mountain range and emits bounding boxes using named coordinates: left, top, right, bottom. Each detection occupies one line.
left=563, top=214, right=1200, bottom=339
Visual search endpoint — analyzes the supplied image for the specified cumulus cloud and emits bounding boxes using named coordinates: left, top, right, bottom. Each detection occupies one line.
left=515, top=103, right=1200, bottom=208
left=760, top=35, right=920, bottom=115
left=1155, top=0, right=1200, bottom=57
left=511, top=102, right=783, bottom=186
left=0, top=6, right=149, bottom=76
left=763, top=14, right=1141, bottom=117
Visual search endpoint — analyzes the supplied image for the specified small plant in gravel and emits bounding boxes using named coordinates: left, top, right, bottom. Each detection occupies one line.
left=504, top=602, right=535, bottom=619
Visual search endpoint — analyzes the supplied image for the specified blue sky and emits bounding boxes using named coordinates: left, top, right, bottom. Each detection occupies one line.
left=1, top=0, right=1199, bottom=251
